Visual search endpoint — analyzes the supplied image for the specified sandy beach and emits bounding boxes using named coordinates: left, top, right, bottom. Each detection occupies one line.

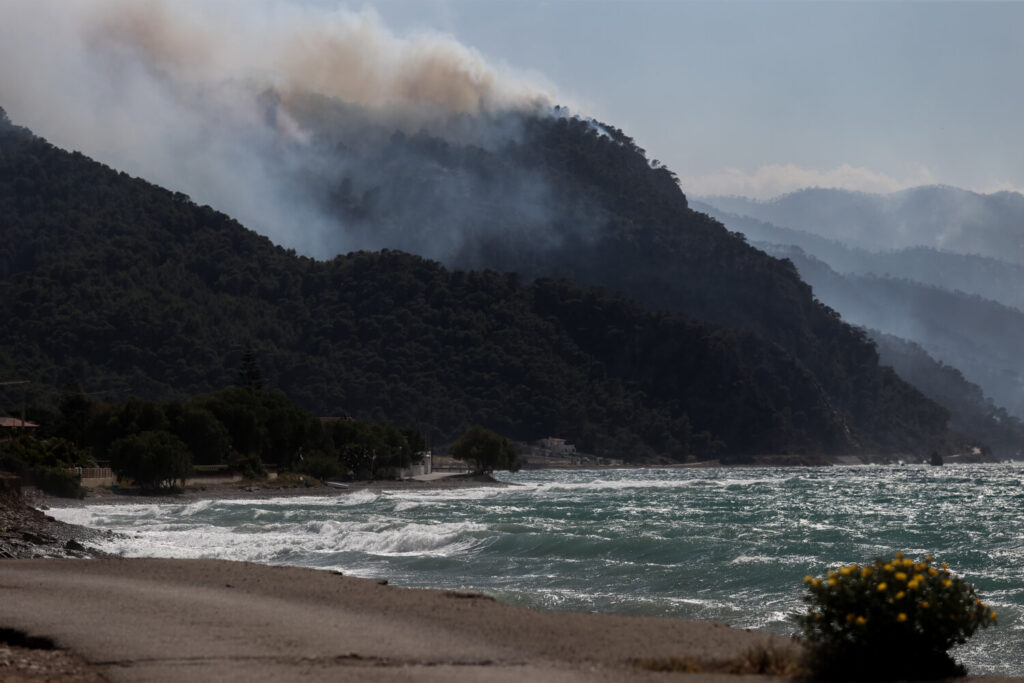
left=0, top=557, right=804, bottom=682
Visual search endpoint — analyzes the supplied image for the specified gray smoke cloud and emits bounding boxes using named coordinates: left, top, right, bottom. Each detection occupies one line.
left=0, top=0, right=564, bottom=257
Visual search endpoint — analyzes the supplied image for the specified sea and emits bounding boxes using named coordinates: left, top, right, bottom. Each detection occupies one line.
left=49, top=464, right=1024, bottom=675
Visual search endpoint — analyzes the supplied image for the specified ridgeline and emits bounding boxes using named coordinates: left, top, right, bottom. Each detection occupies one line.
left=0, top=107, right=962, bottom=460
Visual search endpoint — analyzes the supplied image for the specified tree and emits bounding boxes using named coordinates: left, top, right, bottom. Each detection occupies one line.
left=169, top=405, right=231, bottom=466
left=109, top=430, right=193, bottom=490
left=236, top=347, right=263, bottom=391
left=450, top=426, right=520, bottom=474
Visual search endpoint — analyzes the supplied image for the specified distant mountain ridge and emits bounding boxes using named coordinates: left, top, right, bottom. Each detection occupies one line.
left=870, top=332, right=1024, bottom=459
left=0, top=106, right=965, bottom=459
left=698, top=186, right=1024, bottom=265
left=693, top=200, right=1024, bottom=313
left=761, top=244, right=1024, bottom=420
left=696, top=193, right=1024, bottom=458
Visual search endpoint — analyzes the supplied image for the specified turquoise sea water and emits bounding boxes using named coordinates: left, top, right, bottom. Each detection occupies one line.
left=51, top=464, right=1024, bottom=675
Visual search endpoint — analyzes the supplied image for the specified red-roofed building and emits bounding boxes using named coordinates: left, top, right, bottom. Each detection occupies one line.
left=0, top=417, right=38, bottom=438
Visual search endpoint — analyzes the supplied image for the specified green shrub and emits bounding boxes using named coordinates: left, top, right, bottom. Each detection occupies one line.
left=300, top=452, right=341, bottom=482
left=109, top=430, right=193, bottom=490
left=450, top=426, right=520, bottom=474
left=793, top=553, right=996, bottom=680
left=33, top=466, right=84, bottom=499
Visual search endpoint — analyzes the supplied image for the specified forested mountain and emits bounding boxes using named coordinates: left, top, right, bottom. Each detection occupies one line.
left=698, top=186, right=1024, bottom=265
left=763, top=244, right=1024, bottom=426
left=261, top=103, right=965, bottom=457
left=694, top=201, right=1024, bottom=313
left=871, top=332, right=1024, bottom=459
left=695, top=197, right=1024, bottom=457
left=0, top=106, right=964, bottom=459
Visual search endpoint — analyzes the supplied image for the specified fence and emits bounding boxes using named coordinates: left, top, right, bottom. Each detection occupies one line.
left=70, top=467, right=115, bottom=480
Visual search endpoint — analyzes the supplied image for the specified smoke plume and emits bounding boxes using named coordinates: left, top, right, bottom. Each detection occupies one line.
left=0, top=0, right=560, bottom=257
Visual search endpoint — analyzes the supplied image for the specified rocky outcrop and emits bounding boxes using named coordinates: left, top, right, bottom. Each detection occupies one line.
left=0, top=483, right=109, bottom=559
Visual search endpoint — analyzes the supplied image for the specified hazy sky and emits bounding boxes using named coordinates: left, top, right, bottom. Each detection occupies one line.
left=337, top=0, right=1024, bottom=199
left=2, top=1, right=1020, bottom=201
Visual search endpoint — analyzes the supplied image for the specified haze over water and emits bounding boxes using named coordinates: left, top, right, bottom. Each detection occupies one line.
left=52, top=464, right=1024, bottom=675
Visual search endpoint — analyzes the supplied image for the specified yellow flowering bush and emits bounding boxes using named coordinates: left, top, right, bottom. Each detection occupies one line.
left=793, top=553, right=995, bottom=680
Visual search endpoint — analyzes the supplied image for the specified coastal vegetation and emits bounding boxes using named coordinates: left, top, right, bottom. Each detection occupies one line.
left=450, top=426, right=520, bottom=474
left=795, top=553, right=995, bottom=679
left=0, top=436, right=88, bottom=498
left=3, top=385, right=429, bottom=493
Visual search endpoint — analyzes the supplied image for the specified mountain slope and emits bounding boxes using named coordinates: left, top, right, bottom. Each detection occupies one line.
left=763, top=244, right=1024, bottom=423
left=0, top=107, right=962, bottom=458
left=871, top=332, right=1024, bottom=459
left=273, top=109, right=958, bottom=455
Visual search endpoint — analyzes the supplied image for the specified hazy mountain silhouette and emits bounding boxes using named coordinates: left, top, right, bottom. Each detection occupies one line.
left=693, top=201, right=1024, bottom=313
left=698, top=186, right=1024, bottom=265
left=870, top=331, right=1024, bottom=459
left=762, top=244, right=1024, bottom=431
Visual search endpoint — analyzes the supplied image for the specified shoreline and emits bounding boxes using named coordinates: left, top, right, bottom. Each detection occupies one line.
left=4, top=480, right=1024, bottom=681
left=37, top=471, right=509, bottom=508
left=0, top=557, right=804, bottom=682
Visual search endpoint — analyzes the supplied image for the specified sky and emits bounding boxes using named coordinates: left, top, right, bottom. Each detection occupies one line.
left=1, top=1, right=1021, bottom=201
left=339, top=0, right=1024, bottom=199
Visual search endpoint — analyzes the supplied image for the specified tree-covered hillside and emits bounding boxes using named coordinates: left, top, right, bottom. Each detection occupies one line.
left=0, top=107, right=961, bottom=459
left=286, top=109, right=957, bottom=456
left=871, top=332, right=1024, bottom=459
left=763, top=243, right=1024, bottom=422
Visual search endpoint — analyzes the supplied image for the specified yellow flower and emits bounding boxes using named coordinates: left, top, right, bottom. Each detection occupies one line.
left=861, top=567, right=873, bottom=578
left=895, top=552, right=904, bottom=559
left=920, top=601, right=930, bottom=609
left=897, top=613, right=907, bottom=622
left=907, top=580, right=920, bottom=590
left=828, top=571, right=838, bottom=580
left=855, top=616, right=867, bottom=626
left=803, top=575, right=814, bottom=584
left=840, top=566, right=852, bottom=576
left=925, top=555, right=933, bottom=563
left=884, top=564, right=894, bottom=572
left=941, top=562, right=948, bottom=569
left=812, top=578, right=822, bottom=587
left=894, top=572, right=908, bottom=581
left=828, top=578, right=837, bottom=587
left=877, top=582, right=888, bottom=591
left=895, top=591, right=905, bottom=599
left=902, top=558, right=914, bottom=567
left=928, top=568, right=938, bottom=576
left=942, top=579, right=952, bottom=588
left=990, top=612, right=997, bottom=620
